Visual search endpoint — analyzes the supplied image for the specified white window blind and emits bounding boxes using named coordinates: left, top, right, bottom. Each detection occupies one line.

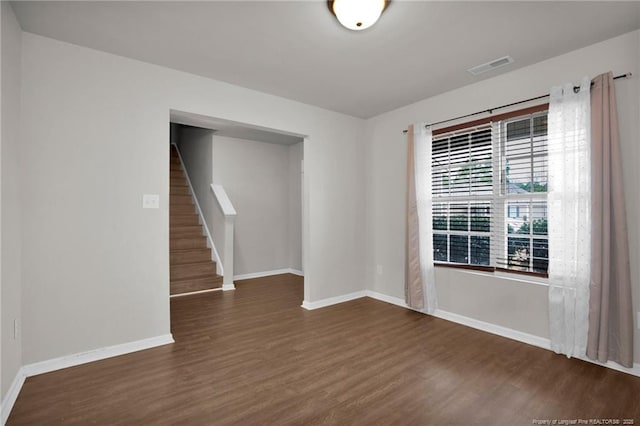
left=431, top=111, right=549, bottom=275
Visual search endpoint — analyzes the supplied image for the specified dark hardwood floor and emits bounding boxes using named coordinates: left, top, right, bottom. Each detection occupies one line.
left=8, top=274, right=640, bottom=425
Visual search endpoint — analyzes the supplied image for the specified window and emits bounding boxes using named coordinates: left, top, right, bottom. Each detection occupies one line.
left=431, top=109, right=549, bottom=275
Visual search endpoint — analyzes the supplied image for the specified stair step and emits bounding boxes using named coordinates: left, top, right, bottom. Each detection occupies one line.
left=170, top=186, right=190, bottom=195
left=170, top=170, right=184, bottom=178
left=170, top=225, right=203, bottom=238
left=170, top=248, right=212, bottom=265
left=170, top=261, right=217, bottom=280
left=170, top=204, right=196, bottom=215
left=170, top=195, right=193, bottom=205
left=170, top=275, right=223, bottom=296
left=170, top=214, right=200, bottom=226
left=170, top=164, right=183, bottom=172
left=170, top=236, right=207, bottom=250
left=170, top=178, right=188, bottom=187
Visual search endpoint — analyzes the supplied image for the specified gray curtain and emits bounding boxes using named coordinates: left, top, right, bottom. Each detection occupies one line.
left=405, top=125, right=425, bottom=309
left=586, top=72, right=634, bottom=368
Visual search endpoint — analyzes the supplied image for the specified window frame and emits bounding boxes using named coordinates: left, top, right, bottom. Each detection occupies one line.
left=431, top=104, right=550, bottom=279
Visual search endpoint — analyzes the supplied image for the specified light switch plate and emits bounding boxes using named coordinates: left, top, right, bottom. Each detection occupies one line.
left=142, top=194, right=159, bottom=209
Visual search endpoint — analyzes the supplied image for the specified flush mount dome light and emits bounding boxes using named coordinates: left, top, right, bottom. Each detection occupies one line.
left=329, top=0, right=388, bottom=31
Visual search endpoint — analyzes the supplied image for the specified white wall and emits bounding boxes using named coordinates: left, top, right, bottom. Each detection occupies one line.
left=364, top=30, right=640, bottom=361
left=210, top=135, right=300, bottom=276
left=1, top=1, right=22, bottom=400
left=288, top=142, right=303, bottom=272
left=20, top=33, right=365, bottom=364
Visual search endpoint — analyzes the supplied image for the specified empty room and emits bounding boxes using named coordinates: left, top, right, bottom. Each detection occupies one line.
left=2, top=1, right=640, bottom=424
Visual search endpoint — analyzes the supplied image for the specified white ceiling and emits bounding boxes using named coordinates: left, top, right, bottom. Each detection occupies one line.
left=11, top=1, right=640, bottom=118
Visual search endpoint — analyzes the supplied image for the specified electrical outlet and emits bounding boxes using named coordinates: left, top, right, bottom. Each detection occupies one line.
left=376, top=265, right=383, bottom=275
left=637, top=312, right=640, bottom=330
left=14, top=319, right=19, bottom=339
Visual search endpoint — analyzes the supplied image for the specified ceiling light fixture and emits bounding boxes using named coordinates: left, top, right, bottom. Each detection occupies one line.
left=329, top=0, right=389, bottom=31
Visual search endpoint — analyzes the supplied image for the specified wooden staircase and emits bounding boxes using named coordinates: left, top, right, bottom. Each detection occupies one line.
left=170, top=146, right=222, bottom=296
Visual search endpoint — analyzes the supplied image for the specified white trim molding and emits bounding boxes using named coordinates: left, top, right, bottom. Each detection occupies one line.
left=211, top=184, right=237, bottom=291
left=1, top=370, right=26, bottom=425
left=432, top=309, right=552, bottom=350
left=221, top=283, right=236, bottom=291
left=364, top=291, right=408, bottom=308
left=431, top=309, right=640, bottom=377
left=234, top=268, right=304, bottom=281
left=169, top=288, right=222, bottom=298
left=21, top=334, right=174, bottom=377
left=575, top=356, right=640, bottom=378
left=300, top=288, right=640, bottom=378
left=1, top=334, right=174, bottom=424
left=301, top=290, right=367, bottom=310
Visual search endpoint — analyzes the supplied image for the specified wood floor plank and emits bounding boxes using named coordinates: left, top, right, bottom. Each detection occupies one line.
left=8, top=273, right=640, bottom=425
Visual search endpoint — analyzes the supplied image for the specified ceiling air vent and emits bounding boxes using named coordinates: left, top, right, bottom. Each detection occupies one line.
left=467, top=55, right=514, bottom=76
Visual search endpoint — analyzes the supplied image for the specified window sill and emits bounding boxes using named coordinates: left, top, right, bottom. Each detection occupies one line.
left=434, top=262, right=549, bottom=286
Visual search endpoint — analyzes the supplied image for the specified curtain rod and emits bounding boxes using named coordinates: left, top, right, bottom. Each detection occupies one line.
left=401, top=72, right=632, bottom=134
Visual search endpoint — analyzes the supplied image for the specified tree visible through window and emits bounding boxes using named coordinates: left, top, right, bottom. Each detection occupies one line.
left=431, top=110, right=549, bottom=275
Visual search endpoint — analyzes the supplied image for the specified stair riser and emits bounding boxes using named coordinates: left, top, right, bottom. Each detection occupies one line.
left=170, top=276, right=223, bottom=295
left=170, top=215, right=200, bottom=226
left=171, top=232, right=203, bottom=240
left=171, top=263, right=217, bottom=280
left=170, top=195, right=193, bottom=205
left=170, top=186, right=190, bottom=195
left=170, top=178, right=188, bottom=187
left=170, top=226, right=203, bottom=237
left=170, top=205, right=196, bottom=215
left=170, top=237, right=207, bottom=250
left=171, top=249, right=211, bottom=265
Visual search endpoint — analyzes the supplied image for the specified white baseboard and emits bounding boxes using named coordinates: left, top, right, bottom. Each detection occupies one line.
left=1, top=369, right=26, bottom=425
left=222, top=283, right=236, bottom=291
left=302, top=288, right=640, bottom=377
left=432, top=309, right=552, bottom=350
left=431, top=309, right=640, bottom=377
left=1, top=334, right=174, bottom=424
left=21, top=334, right=175, bottom=377
left=170, top=288, right=222, bottom=298
left=364, top=291, right=408, bottom=308
left=574, top=356, right=640, bottom=377
left=301, top=290, right=367, bottom=310
left=234, top=268, right=304, bottom=281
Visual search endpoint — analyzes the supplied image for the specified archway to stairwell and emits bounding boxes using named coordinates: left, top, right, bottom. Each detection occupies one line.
left=167, top=110, right=308, bottom=313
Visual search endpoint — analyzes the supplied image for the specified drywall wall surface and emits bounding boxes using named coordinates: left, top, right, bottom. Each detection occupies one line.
left=20, top=32, right=365, bottom=364
left=1, top=1, right=22, bottom=399
left=288, top=142, right=303, bottom=272
left=211, top=135, right=290, bottom=276
left=364, top=30, right=640, bottom=360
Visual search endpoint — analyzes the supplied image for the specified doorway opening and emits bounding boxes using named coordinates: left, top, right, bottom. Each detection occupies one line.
left=168, top=110, right=307, bottom=307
